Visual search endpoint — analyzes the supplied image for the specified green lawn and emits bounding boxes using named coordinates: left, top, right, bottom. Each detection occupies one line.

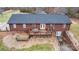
left=70, top=24, right=79, bottom=41
left=0, top=10, right=20, bottom=23
left=0, top=14, right=11, bottom=23
left=17, top=44, right=54, bottom=51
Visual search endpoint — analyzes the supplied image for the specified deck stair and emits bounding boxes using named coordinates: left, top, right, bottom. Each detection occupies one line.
left=63, top=31, right=79, bottom=51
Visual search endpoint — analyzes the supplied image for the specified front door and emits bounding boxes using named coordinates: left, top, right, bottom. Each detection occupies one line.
left=40, top=24, right=46, bottom=30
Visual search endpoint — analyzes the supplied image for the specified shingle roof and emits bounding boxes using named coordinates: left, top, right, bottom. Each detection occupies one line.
left=8, top=14, right=71, bottom=24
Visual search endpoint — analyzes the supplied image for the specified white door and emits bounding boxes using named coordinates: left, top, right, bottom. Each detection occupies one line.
left=56, top=31, right=62, bottom=37
left=40, top=24, right=46, bottom=29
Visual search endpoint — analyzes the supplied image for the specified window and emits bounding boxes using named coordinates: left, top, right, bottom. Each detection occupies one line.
left=13, top=24, right=16, bottom=28
left=40, top=24, right=46, bottom=29
left=23, top=24, right=26, bottom=28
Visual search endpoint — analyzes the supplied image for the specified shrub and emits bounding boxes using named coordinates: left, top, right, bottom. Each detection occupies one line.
left=20, top=9, right=32, bottom=13
left=67, top=8, right=75, bottom=17
left=75, top=13, right=79, bottom=19
left=16, top=35, right=29, bottom=41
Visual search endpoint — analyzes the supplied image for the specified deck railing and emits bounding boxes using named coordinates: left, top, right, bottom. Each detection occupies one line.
left=29, top=31, right=51, bottom=35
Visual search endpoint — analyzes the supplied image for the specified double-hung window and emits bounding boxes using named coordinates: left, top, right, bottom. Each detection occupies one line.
left=40, top=24, right=46, bottom=29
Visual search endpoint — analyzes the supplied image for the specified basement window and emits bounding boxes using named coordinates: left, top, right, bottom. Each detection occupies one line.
left=13, top=24, right=16, bottom=28
left=23, top=24, right=26, bottom=28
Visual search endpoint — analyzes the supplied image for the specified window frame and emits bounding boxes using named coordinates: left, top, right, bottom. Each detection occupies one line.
left=40, top=24, right=46, bottom=29
left=13, top=24, right=16, bottom=28
left=23, top=24, right=26, bottom=28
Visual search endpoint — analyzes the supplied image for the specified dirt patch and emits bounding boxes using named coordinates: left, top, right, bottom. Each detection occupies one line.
left=0, top=32, right=11, bottom=39
left=2, top=33, right=55, bottom=49
left=70, top=18, right=79, bottom=24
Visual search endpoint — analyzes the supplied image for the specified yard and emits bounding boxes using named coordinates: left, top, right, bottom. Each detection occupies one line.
left=0, top=39, right=54, bottom=51
left=70, top=24, right=79, bottom=41
left=0, top=32, right=55, bottom=51
left=70, top=18, right=79, bottom=42
left=0, top=14, right=11, bottom=23
left=0, top=39, right=9, bottom=51
left=17, top=44, right=54, bottom=51
left=0, top=10, right=20, bottom=23
left=0, top=10, right=55, bottom=51
left=0, top=38, right=54, bottom=51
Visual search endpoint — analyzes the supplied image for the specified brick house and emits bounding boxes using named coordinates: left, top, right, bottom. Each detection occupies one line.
left=8, top=14, right=71, bottom=36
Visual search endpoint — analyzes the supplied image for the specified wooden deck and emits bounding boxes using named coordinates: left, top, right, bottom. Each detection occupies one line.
left=29, top=32, right=51, bottom=35
left=29, top=29, right=52, bottom=35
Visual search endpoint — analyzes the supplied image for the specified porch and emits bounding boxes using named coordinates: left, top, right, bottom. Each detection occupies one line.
left=29, top=29, right=52, bottom=35
left=29, top=32, right=51, bottom=35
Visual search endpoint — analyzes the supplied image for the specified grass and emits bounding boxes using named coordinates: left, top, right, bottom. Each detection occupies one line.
left=17, top=44, right=54, bottom=51
left=0, top=13, right=11, bottom=23
left=0, top=39, right=9, bottom=51
left=0, top=38, right=54, bottom=51
left=0, top=10, right=20, bottom=23
left=70, top=24, right=79, bottom=41
left=0, top=41, right=54, bottom=51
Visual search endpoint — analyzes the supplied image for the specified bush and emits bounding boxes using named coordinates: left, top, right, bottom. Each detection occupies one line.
left=67, top=8, right=75, bottom=17
left=20, top=9, right=33, bottom=13
left=67, top=8, right=79, bottom=19
left=75, top=13, right=79, bottom=19
left=16, top=35, right=29, bottom=41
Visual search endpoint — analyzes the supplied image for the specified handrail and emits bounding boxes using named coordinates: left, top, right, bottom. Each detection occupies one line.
left=65, top=31, right=79, bottom=50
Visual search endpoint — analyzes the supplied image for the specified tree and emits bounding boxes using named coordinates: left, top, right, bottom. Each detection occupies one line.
left=67, top=8, right=75, bottom=17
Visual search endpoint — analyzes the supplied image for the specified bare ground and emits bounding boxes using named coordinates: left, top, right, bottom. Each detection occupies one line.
left=1, top=32, right=59, bottom=50
left=70, top=18, right=79, bottom=24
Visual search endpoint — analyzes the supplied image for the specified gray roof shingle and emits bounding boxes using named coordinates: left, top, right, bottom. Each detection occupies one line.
left=8, top=14, right=71, bottom=24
